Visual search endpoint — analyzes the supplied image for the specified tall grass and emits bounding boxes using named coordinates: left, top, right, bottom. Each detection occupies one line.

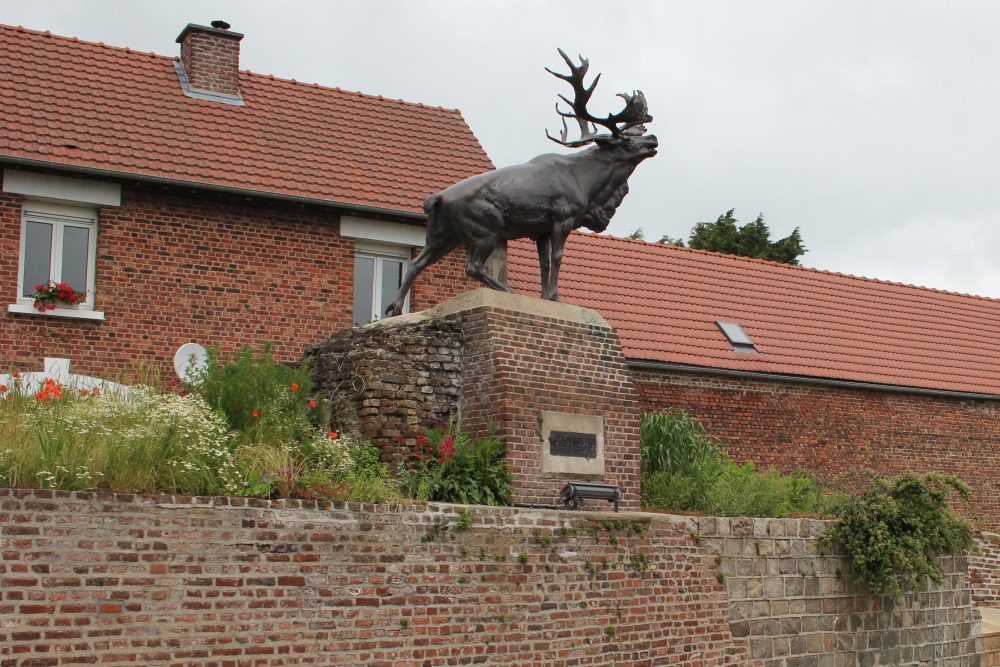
left=0, top=347, right=397, bottom=502
left=640, top=411, right=843, bottom=517
left=0, top=387, right=234, bottom=494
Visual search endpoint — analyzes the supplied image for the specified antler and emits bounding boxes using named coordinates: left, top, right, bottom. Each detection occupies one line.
left=545, top=48, right=652, bottom=147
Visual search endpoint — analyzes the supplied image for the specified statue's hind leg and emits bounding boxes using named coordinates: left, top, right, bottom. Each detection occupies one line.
left=385, top=235, right=459, bottom=317
left=465, top=237, right=512, bottom=293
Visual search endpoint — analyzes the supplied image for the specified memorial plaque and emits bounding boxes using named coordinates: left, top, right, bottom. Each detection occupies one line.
left=549, top=431, right=597, bottom=459
left=539, top=411, right=605, bottom=480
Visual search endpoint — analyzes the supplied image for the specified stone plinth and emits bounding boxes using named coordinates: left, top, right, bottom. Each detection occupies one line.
left=430, top=289, right=641, bottom=509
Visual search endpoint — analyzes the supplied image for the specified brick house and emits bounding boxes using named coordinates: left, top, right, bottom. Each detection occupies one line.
left=0, top=22, right=490, bottom=377
left=508, top=233, right=1000, bottom=528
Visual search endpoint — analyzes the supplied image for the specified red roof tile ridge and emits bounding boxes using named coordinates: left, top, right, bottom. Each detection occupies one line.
left=585, top=232, right=1000, bottom=304
left=241, top=69, right=465, bottom=117
left=0, top=22, right=170, bottom=63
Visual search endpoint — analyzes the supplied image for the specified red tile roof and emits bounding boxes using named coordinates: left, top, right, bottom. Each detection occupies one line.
left=507, top=233, right=1000, bottom=397
left=0, top=24, right=494, bottom=214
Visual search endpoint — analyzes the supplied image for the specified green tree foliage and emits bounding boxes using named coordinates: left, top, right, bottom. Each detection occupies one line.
left=657, top=234, right=686, bottom=246
left=662, top=209, right=806, bottom=264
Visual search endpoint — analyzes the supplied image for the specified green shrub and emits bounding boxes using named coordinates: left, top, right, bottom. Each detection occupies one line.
left=399, top=428, right=512, bottom=505
left=824, top=471, right=977, bottom=599
left=197, top=343, right=320, bottom=444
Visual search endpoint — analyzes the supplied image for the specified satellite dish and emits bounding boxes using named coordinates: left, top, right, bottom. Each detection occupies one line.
left=174, top=343, right=208, bottom=384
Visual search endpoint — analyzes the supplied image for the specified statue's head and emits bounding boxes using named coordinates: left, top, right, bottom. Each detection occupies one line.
left=546, top=49, right=657, bottom=162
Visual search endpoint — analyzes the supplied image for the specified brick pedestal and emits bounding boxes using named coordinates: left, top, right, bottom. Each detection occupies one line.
left=306, top=289, right=641, bottom=509
left=433, top=289, right=641, bottom=509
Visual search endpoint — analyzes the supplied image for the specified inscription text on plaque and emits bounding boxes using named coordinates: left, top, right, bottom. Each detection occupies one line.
left=549, top=431, right=598, bottom=459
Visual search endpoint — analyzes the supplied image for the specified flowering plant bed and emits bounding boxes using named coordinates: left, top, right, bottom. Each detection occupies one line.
left=31, top=281, right=86, bottom=311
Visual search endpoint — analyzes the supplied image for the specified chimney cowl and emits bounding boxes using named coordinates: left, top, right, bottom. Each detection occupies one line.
left=175, top=23, right=244, bottom=103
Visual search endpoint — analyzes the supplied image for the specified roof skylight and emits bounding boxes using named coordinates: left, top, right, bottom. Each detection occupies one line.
left=716, top=321, right=758, bottom=353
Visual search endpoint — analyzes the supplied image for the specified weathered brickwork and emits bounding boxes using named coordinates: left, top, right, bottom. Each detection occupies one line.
left=632, top=367, right=1000, bottom=529
left=0, top=171, right=477, bottom=377
left=0, top=489, right=983, bottom=666
left=985, top=633, right=1000, bottom=667
left=971, top=533, right=1000, bottom=606
left=0, top=489, right=751, bottom=667
left=303, top=319, right=464, bottom=461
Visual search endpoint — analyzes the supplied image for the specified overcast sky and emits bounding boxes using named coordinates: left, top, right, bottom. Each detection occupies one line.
left=5, top=1, right=999, bottom=298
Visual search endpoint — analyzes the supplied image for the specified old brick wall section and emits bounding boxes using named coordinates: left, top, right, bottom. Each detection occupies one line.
left=0, top=175, right=477, bottom=377
left=972, top=533, right=1000, bottom=607
left=632, top=367, right=1000, bottom=530
left=0, top=489, right=984, bottom=666
left=303, top=319, right=464, bottom=461
left=0, top=489, right=751, bottom=667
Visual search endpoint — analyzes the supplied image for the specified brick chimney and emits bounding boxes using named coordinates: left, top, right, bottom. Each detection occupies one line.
left=175, top=23, right=244, bottom=98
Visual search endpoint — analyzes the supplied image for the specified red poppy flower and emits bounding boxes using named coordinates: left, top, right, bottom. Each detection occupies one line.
left=328, top=431, right=338, bottom=439
left=253, top=409, right=260, bottom=417
left=308, top=400, right=317, bottom=409
left=291, top=383, right=299, bottom=392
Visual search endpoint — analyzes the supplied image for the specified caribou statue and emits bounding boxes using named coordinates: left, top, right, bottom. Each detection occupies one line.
left=385, top=49, right=657, bottom=317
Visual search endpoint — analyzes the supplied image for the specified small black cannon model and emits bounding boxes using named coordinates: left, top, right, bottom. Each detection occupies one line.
left=559, top=482, right=621, bottom=512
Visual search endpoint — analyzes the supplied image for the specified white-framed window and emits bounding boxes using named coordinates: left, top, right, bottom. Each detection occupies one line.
left=17, top=201, right=98, bottom=309
left=353, top=242, right=410, bottom=326
left=4, top=169, right=119, bottom=321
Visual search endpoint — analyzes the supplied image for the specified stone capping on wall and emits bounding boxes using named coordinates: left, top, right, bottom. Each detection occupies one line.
left=0, top=487, right=985, bottom=666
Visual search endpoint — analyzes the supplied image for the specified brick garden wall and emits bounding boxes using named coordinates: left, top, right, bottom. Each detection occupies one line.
left=0, top=489, right=983, bottom=666
left=0, top=170, right=477, bottom=378
left=694, top=514, right=980, bottom=666
left=632, top=366, right=1000, bottom=530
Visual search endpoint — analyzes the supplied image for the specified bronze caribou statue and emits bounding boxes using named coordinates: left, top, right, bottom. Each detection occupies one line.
left=385, top=49, right=657, bottom=317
